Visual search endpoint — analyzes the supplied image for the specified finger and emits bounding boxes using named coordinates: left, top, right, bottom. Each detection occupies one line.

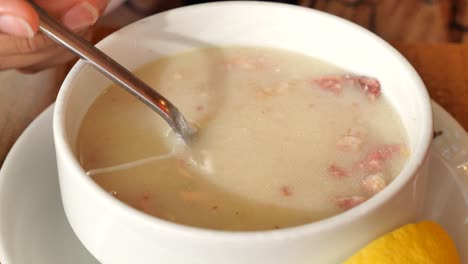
left=35, top=0, right=109, bottom=30
left=19, top=49, right=76, bottom=73
left=0, top=0, right=38, bottom=37
left=35, top=0, right=109, bottom=15
left=0, top=25, right=91, bottom=56
left=0, top=28, right=91, bottom=70
left=19, top=29, right=93, bottom=73
left=0, top=32, right=58, bottom=55
left=0, top=46, right=63, bottom=70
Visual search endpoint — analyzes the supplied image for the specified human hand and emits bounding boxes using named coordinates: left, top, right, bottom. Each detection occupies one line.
left=0, top=0, right=109, bottom=72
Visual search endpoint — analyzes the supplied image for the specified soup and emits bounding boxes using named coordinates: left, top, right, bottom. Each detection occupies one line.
left=77, top=47, right=408, bottom=231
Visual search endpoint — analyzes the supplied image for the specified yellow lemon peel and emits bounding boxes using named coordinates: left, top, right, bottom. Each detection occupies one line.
left=344, top=221, right=460, bottom=264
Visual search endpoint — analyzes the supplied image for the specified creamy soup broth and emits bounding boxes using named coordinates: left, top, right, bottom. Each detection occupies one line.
left=77, top=47, right=408, bottom=231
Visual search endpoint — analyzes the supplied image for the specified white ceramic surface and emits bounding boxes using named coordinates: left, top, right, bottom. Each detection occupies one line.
left=0, top=68, right=58, bottom=95
left=0, top=105, right=99, bottom=264
left=104, top=0, right=126, bottom=15
left=53, top=2, right=433, bottom=263
left=0, top=102, right=464, bottom=263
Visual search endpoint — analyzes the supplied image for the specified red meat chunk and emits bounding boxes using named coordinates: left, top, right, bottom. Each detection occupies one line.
left=328, top=164, right=349, bottom=178
left=335, top=195, right=366, bottom=210
left=312, top=74, right=381, bottom=100
left=359, top=144, right=401, bottom=173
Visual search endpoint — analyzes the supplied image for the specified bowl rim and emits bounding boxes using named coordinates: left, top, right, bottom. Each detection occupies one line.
left=53, top=1, right=433, bottom=242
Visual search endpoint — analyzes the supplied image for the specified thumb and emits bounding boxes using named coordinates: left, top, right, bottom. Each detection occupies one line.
left=0, top=0, right=38, bottom=38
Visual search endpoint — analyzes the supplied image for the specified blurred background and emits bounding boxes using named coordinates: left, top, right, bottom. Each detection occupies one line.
left=111, top=0, right=468, bottom=43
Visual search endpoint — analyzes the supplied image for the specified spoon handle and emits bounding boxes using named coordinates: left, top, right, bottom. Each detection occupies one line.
left=29, top=2, right=194, bottom=142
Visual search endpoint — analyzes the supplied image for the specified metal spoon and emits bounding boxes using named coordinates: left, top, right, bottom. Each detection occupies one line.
left=29, top=2, right=196, bottom=143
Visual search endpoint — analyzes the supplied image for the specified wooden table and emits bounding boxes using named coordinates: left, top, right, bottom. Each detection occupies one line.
left=0, top=44, right=467, bottom=166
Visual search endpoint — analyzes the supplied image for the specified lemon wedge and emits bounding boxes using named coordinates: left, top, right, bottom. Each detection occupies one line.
left=344, top=221, right=460, bottom=264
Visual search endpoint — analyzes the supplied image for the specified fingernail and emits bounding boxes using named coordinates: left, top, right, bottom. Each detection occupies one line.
left=62, top=2, right=99, bottom=31
left=0, top=15, right=34, bottom=38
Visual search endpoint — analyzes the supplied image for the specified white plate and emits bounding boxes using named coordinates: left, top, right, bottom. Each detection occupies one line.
left=0, top=101, right=466, bottom=264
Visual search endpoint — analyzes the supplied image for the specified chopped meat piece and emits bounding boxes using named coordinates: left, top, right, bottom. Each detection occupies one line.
left=335, top=196, right=366, bottom=210
left=344, top=75, right=381, bottom=99
left=362, top=173, right=387, bottom=195
left=336, top=135, right=364, bottom=151
left=328, top=164, right=349, bottom=178
left=337, top=126, right=368, bottom=151
left=359, top=144, right=401, bottom=173
left=280, top=185, right=293, bottom=197
left=312, top=76, right=342, bottom=95
left=312, top=74, right=381, bottom=99
left=360, top=158, right=384, bottom=173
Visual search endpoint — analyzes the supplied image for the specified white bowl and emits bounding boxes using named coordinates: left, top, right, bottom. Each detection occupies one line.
left=53, top=2, right=433, bottom=263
